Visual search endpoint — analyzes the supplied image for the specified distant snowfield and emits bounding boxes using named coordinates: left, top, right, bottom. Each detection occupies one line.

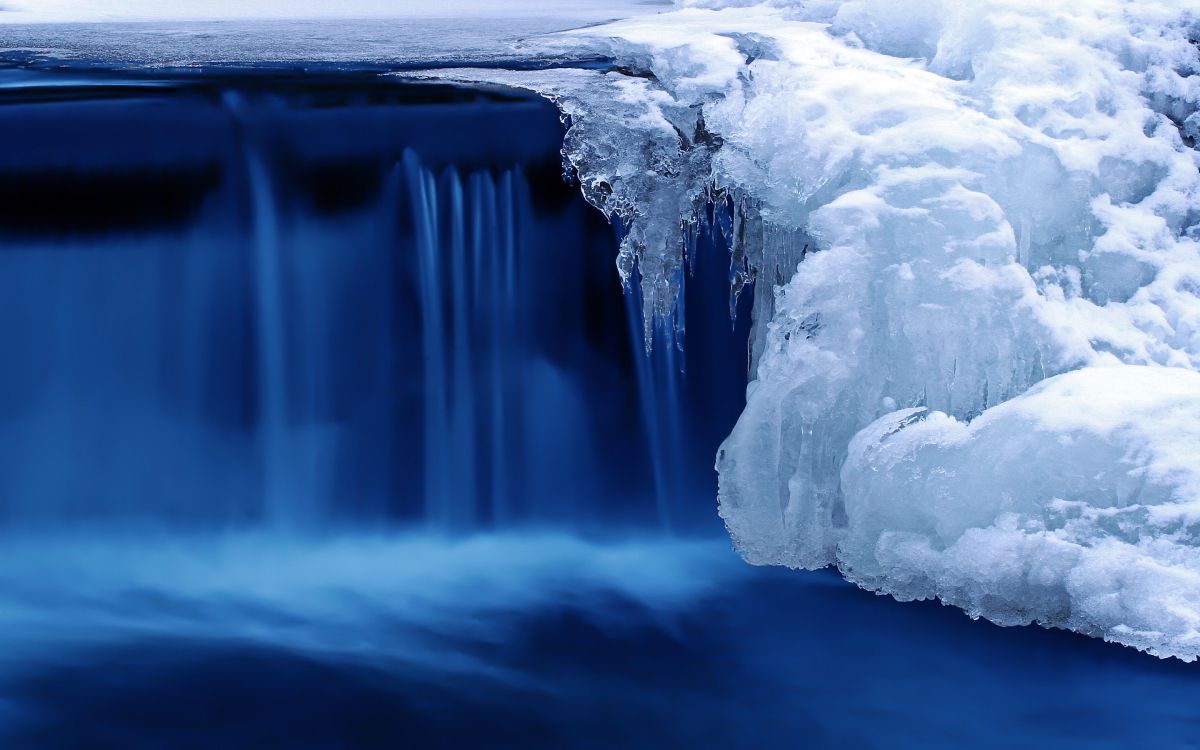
left=0, top=0, right=671, bottom=65
left=0, top=0, right=670, bottom=65
left=0, top=0, right=669, bottom=23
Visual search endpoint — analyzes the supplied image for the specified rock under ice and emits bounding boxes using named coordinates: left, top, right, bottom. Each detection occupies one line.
left=425, top=0, right=1200, bottom=659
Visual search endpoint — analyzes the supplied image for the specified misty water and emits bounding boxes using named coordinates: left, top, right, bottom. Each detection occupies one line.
left=0, top=62, right=1197, bottom=749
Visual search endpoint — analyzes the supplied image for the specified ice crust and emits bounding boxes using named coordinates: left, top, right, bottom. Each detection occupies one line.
left=432, top=1, right=1200, bottom=658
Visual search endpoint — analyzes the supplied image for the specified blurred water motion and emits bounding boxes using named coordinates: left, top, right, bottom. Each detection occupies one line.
left=0, top=68, right=751, bottom=533
left=2, top=531, right=1199, bottom=750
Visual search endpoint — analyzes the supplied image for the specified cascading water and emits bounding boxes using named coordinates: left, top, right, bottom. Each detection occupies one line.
left=0, top=68, right=751, bottom=534
left=404, top=151, right=527, bottom=529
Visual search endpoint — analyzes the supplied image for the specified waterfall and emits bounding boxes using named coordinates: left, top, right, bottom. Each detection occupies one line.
left=0, top=77, right=748, bottom=535
left=406, top=151, right=452, bottom=526
left=622, top=274, right=688, bottom=533
left=405, top=151, right=528, bottom=530
left=244, top=135, right=293, bottom=526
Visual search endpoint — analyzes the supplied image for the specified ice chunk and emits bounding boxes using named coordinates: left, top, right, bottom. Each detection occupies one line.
left=836, top=365, right=1200, bottom=660
left=433, top=0, right=1200, bottom=658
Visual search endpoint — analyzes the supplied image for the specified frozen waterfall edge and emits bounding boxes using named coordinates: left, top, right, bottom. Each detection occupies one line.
left=419, top=0, right=1200, bottom=660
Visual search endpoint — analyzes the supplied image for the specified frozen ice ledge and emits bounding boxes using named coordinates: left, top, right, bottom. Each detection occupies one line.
left=417, top=0, right=1200, bottom=660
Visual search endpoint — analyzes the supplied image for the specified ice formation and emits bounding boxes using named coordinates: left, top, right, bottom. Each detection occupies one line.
left=429, top=0, right=1200, bottom=659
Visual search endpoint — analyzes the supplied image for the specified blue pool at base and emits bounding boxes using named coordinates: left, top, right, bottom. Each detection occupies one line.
left=1, top=540, right=1197, bottom=750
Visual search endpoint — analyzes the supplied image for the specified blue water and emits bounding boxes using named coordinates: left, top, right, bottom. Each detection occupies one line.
left=0, top=63, right=1196, bottom=749
left=1, top=536, right=1197, bottom=750
left=0, top=65, right=750, bottom=532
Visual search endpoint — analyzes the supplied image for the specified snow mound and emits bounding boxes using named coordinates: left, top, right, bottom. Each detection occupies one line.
left=425, top=0, right=1200, bottom=658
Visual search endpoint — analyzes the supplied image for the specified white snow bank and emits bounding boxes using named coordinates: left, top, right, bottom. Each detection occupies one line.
left=421, top=0, right=1200, bottom=658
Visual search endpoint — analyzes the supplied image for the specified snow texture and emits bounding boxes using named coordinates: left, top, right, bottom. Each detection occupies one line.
left=430, top=0, right=1200, bottom=659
